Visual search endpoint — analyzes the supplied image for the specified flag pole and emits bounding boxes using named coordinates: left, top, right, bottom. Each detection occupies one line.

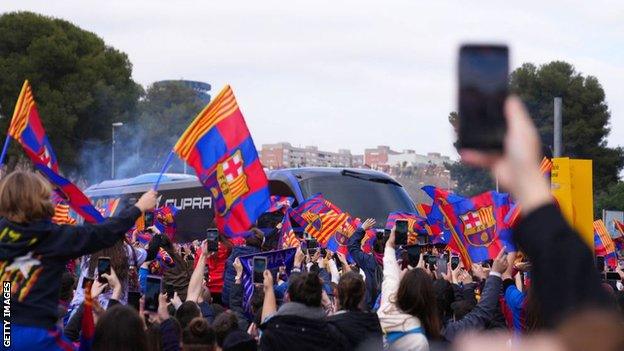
left=0, top=136, right=11, bottom=166
left=153, top=151, right=175, bottom=191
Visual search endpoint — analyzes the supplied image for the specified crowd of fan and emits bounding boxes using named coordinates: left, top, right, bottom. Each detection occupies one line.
left=2, top=97, right=624, bottom=351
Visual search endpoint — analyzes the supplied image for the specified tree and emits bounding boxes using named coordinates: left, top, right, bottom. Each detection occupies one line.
left=0, top=11, right=142, bottom=173
left=510, top=61, right=623, bottom=192
left=114, top=81, right=205, bottom=177
left=595, top=182, right=624, bottom=218
left=445, top=161, right=494, bottom=196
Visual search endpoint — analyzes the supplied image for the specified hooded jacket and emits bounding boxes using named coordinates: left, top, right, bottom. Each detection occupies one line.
left=222, top=244, right=260, bottom=306
left=348, top=227, right=380, bottom=309
left=327, top=310, right=383, bottom=351
left=0, top=206, right=141, bottom=329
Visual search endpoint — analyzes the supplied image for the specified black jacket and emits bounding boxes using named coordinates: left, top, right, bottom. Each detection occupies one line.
left=515, top=204, right=610, bottom=328
left=327, top=310, right=383, bottom=351
left=0, top=206, right=141, bottom=329
left=260, top=314, right=348, bottom=351
left=347, top=228, right=379, bottom=309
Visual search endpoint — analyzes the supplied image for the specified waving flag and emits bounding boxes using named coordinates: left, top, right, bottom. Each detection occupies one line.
left=7, top=81, right=103, bottom=223
left=385, top=212, right=428, bottom=245
left=593, top=220, right=617, bottom=268
left=268, top=196, right=294, bottom=213
left=278, top=208, right=300, bottom=249
left=440, top=191, right=513, bottom=268
left=51, top=203, right=76, bottom=225
left=505, top=157, right=553, bottom=227
left=8, top=80, right=59, bottom=171
left=421, top=186, right=465, bottom=245
left=290, top=194, right=355, bottom=245
left=173, top=85, right=269, bottom=236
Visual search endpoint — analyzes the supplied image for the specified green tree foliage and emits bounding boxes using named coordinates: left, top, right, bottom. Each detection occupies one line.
left=445, top=161, right=494, bottom=196
left=118, top=81, right=206, bottom=175
left=595, top=182, right=624, bottom=218
left=0, top=11, right=142, bottom=172
left=510, top=61, right=623, bottom=192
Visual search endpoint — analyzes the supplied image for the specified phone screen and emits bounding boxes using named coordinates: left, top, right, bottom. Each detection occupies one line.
left=458, top=44, right=509, bottom=151
left=206, top=229, right=219, bottom=252
left=145, top=276, right=162, bottom=312
left=97, top=257, right=111, bottom=283
left=165, top=283, right=174, bottom=300
left=128, top=291, right=141, bottom=311
left=605, top=272, right=620, bottom=281
left=253, top=257, right=267, bottom=284
left=395, top=220, right=408, bottom=246
left=596, top=256, right=605, bottom=272
left=306, top=238, right=318, bottom=254
left=451, top=256, right=460, bottom=270
left=144, top=211, right=154, bottom=227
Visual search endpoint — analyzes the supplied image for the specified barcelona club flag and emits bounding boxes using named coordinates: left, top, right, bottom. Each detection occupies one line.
left=593, top=220, right=618, bottom=268
left=173, top=85, right=269, bottom=236
left=440, top=191, right=513, bottom=267
left=289, top=193, right=358, bottom=255
left=421, top=186, right=465, bottom=245
left=8, top=81, right=103, bottom=224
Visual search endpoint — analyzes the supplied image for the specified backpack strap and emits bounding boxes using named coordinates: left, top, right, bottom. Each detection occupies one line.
left=386, top=326, right=424, bottom=345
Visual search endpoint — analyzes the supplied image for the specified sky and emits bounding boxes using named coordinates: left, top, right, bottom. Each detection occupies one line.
left=4, top=0, right=624, bottom=158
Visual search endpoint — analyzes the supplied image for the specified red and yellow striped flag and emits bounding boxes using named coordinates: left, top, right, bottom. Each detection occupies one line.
left=52, top=203, right=76, bottom=225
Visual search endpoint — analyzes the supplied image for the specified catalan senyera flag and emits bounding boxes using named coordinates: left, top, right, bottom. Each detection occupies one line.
left=505, top=157, right=553, bottom=227
left=440, top=191, right=513, bottom=268
left=8, top=80, right=59, bottom=171
left=51, top=203, right=76, bottom=225
left=173, top=85, right=269, bottom=236
left=593, top=220, right=617, bottom=268
left=7, top=81, right=103, bottom=224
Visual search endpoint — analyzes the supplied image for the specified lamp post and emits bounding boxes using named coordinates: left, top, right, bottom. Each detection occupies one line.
left=111, top=122, right=124, bottom=179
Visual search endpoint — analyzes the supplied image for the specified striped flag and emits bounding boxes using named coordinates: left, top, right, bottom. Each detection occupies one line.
left=51, top=203, right=76, bottom=225
left=593, top=220, right=618, bottom=268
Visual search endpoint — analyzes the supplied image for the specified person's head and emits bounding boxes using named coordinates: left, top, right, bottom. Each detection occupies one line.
left=182, top=317, right=216, bottom=351
left=213, top=310, right=239, bottom=347
left=88, top=240, right=130, bottom=289
left=176, top=301, right=202, bottom=330
left=0, top=171, right=54, bottom=223
left=287, top=272, right=323, bottom=307
left=336, top=271, right=365, bottom=311
left=93, top=305, right=148, bottom=351
left=245, top=228, right=264, bottom=249
left=147, top=319, right=181, bottom=351
left=223, top=330, right=257, bottom=351
left=433, top=279, right=455, bottom=321
left=396, top=269, right=441, bottom=339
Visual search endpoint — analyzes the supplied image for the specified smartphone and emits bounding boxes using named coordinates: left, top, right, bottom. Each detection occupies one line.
left=306, top=238, right=318, bottom=254
left=128, top=291, right=141, bottom=311
left=605, top=272, right=620, bottom=281
left=144, top=211, right=154, bottom=227
left=443, top=252, right=450, bottom=263
left=206, top=229, right=219, bottom=252
left=253, top=256, right=267, bottom=284
left=426, top=254, right=438, bottom=266
left=451, top=256, right=460, bottom=270
left=145, top=275, right=162, bottom=312
left=97, top=257, right=111, bottom=284
left=165, top=283, right=175, bottom=300
left=395, top=220, right=408, bottom=246
left=458, top=44, right=509, bottom=151
left=82, top=276, right=94, bottom=289
left=596, top=256, right=605, bottom=272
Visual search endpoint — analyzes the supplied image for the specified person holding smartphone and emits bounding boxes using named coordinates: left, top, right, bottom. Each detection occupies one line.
left=347, top=218, right=383, bottom=310
left=0, top=171, right=158, bottom=351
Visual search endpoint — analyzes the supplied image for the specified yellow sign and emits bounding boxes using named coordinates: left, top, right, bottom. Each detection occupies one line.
left=551, top=158, right=594, bottom=248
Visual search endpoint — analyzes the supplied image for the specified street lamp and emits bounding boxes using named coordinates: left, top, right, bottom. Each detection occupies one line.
left=111, top=122, right=124, bottom=179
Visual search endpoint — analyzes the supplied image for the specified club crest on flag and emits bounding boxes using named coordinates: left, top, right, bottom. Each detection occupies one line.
left=302, top=211, right=323, bottom=232
left=211, top=150, right=249, bottom=215
left=459, top=206, right=496, bottom=247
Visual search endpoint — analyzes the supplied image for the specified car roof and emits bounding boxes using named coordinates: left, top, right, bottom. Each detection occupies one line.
left=268, top=167, right=394, bottom=182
